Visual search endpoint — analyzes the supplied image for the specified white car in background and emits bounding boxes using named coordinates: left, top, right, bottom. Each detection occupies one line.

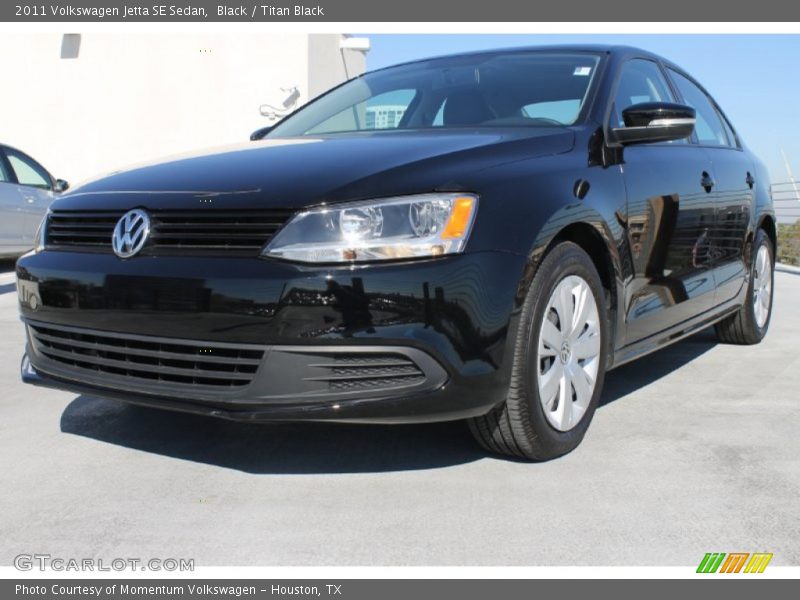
left=0, top=144, right=68, bottom=258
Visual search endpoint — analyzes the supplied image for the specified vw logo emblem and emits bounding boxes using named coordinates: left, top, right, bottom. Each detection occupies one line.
left=112, top=209, right=150, bottom=258
left=559, top=341, right=572, bottom=364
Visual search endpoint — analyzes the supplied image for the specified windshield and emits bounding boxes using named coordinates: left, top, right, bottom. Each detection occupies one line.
left=268, top=51, right=602, bottom=137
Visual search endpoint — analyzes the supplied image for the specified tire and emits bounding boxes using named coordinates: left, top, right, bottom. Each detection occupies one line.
left=468, top=242, right=609, bottom=461
left=714, top=228, right=774, bottom=345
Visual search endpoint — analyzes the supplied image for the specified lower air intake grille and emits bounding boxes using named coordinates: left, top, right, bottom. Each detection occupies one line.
left=28, top=322, right=265, bottom=388
left=309, top=354, right=427, bottom=392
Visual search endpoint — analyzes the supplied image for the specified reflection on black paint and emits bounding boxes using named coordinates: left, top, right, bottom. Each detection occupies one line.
left=280, top=276, right=505, bottom=369
left=691, top=228, right=711, bottom=268
left=627, top=194, right=693, bottom=312
left=23, top=252, right=518, bottom=376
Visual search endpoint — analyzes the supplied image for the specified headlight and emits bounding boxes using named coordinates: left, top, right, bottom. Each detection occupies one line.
left=34, top=210, right=50, bottom=253
left=263, top=193, right=478, bottom=264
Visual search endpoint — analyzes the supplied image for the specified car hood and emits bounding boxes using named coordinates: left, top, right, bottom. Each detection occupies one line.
left=57, top=129, right=575, bottom=211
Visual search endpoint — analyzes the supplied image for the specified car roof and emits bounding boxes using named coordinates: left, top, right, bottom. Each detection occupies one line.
left=0, top=143, right=32, bottom=156
left=367, top=44, right=666, bottom=74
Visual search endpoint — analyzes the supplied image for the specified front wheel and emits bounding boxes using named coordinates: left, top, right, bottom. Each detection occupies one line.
left=468, top=242, right=609, bottom=461
left=715, top=228, right=774, bottom=345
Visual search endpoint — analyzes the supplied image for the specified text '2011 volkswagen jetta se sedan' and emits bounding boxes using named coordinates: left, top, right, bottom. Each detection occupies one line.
left=17, top=46, right=775, bottom=460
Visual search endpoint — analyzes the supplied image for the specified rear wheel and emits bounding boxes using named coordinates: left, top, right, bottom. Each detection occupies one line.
left=468, top=242, right=609, bottom=460
left=715, top=229, right=774, bottom=345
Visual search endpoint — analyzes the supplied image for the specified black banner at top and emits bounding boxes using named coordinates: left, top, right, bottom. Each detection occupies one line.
left=3, top=0, right=800, bottom=22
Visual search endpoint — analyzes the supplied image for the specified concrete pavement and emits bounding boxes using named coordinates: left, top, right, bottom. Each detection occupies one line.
left=1, top=267, right=798, bottom=566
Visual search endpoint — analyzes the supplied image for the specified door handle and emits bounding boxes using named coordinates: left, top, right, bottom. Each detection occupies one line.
left=701, top=171, right=715, bottom=193
left=24, top=196, right=36, bottom=204
left=746, top=172, right=755, bottom=189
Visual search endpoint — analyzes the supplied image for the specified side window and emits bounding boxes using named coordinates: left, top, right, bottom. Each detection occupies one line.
left=522, top=99, right=581, bottom=124
left=6, top=149, right=51, bottom=190
left=307, top=89, right=416, bottom=134
left=668, top=69, right=730, bottom=147
left=613, top=59, right=676, bottom=127
left=432, top=99, right=446, bottom=127
left=0, top=152, right=11, bottom=183
left=717, top=110, right=739, bottom=148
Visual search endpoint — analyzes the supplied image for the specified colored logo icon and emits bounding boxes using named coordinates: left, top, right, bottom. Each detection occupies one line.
left=697, top=552, right=773, bottom=573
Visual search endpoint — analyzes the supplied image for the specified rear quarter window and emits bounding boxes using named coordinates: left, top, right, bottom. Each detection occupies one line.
left=668, top=69, right=730, bottom=147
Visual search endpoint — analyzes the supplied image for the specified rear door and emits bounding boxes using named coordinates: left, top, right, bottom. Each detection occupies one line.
left=0, top=147, right=29, bottom=252
left=4, top=146, right=55, bottom=246
left=613, top=59, right=718, bottom=345
left=666, top=68, right=753, bottom=306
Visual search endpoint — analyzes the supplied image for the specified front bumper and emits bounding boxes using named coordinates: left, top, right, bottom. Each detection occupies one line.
left=17, top=249, right=525, bottom=423
left=22, top=349, right=494, bottom=423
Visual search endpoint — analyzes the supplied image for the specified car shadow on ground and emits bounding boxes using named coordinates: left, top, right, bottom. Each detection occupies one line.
left=599, top=326, right=719, bottom=407
left=0, top=259, right=17, bottom=295
left=59, top=328, right=719, bottom=474
left=60, top=400, right=484, bottom=474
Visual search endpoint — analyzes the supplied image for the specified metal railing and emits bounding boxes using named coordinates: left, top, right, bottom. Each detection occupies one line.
left=772, top=181, right=800, bottom=224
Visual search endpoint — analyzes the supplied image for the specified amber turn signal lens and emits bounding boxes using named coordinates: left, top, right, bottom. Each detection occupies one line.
left=441, top=197, right=476, bottom=240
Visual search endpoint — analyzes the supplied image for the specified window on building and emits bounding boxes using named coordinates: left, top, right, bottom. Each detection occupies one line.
left=61, top=33, right=81, bottom=59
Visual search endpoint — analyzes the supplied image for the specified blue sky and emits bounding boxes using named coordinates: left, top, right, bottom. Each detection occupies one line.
left=363, top=34, right=800, bottom=183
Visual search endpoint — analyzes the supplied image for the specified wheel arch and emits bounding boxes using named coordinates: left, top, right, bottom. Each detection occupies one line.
left=517, top=209, right=623, bottom=365
left=548, top=223, right=619, bottom=354
left=758, top=213, right=777, bottom=254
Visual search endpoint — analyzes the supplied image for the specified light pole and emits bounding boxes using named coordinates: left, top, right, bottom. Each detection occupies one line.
left=781, top=148, right=800, bottom=202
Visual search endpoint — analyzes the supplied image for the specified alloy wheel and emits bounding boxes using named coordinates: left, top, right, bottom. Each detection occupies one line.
left=753, top=244, right=772, bottom=329
left=537, top=275, right=602, bottom=432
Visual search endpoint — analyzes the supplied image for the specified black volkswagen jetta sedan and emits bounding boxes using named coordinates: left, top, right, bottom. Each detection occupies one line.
left=17, top=45, right=775, bottom=460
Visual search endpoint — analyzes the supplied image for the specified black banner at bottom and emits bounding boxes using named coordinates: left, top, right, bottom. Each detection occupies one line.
left=4, top=579, right=799, bottom=600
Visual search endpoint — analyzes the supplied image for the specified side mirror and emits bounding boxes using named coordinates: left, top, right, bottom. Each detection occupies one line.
left=250, top=125, right=273, bottom=141
left=611, top=102, right=695, bottom=145
left=53, top=179, right=70, bottom=193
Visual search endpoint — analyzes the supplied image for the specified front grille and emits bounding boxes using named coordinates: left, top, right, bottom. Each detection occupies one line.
left=29, top=322, right=265, bottom=388
left=46, top=209, right=294, bottom=255
left=306, top=353, right=427, bottom=392
left=47, top=211, right=119, bottom=248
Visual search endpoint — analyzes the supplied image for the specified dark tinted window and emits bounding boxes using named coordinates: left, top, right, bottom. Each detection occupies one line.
left=668, top=69, right=729, bottom=147
left=717, top=110, right=739, bottom=148
left=0, top=151, right=10, bottom=183
left=307, top=89, right=417, bottom=134
left=269, top=52, right=601, bottom=136
left=613, top=59, right=676, bottom=127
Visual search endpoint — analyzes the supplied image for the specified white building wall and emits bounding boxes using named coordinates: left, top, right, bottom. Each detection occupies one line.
left=0, top=33, right=365, bottom=186
left=307, top=34, right=367, bottom=99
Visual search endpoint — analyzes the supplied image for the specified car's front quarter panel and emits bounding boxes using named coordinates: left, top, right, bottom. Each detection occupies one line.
left=468, top=129, right=629, bottom=353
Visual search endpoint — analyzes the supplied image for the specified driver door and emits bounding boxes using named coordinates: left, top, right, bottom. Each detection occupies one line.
left=614, top=59, right=717, bottom=345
